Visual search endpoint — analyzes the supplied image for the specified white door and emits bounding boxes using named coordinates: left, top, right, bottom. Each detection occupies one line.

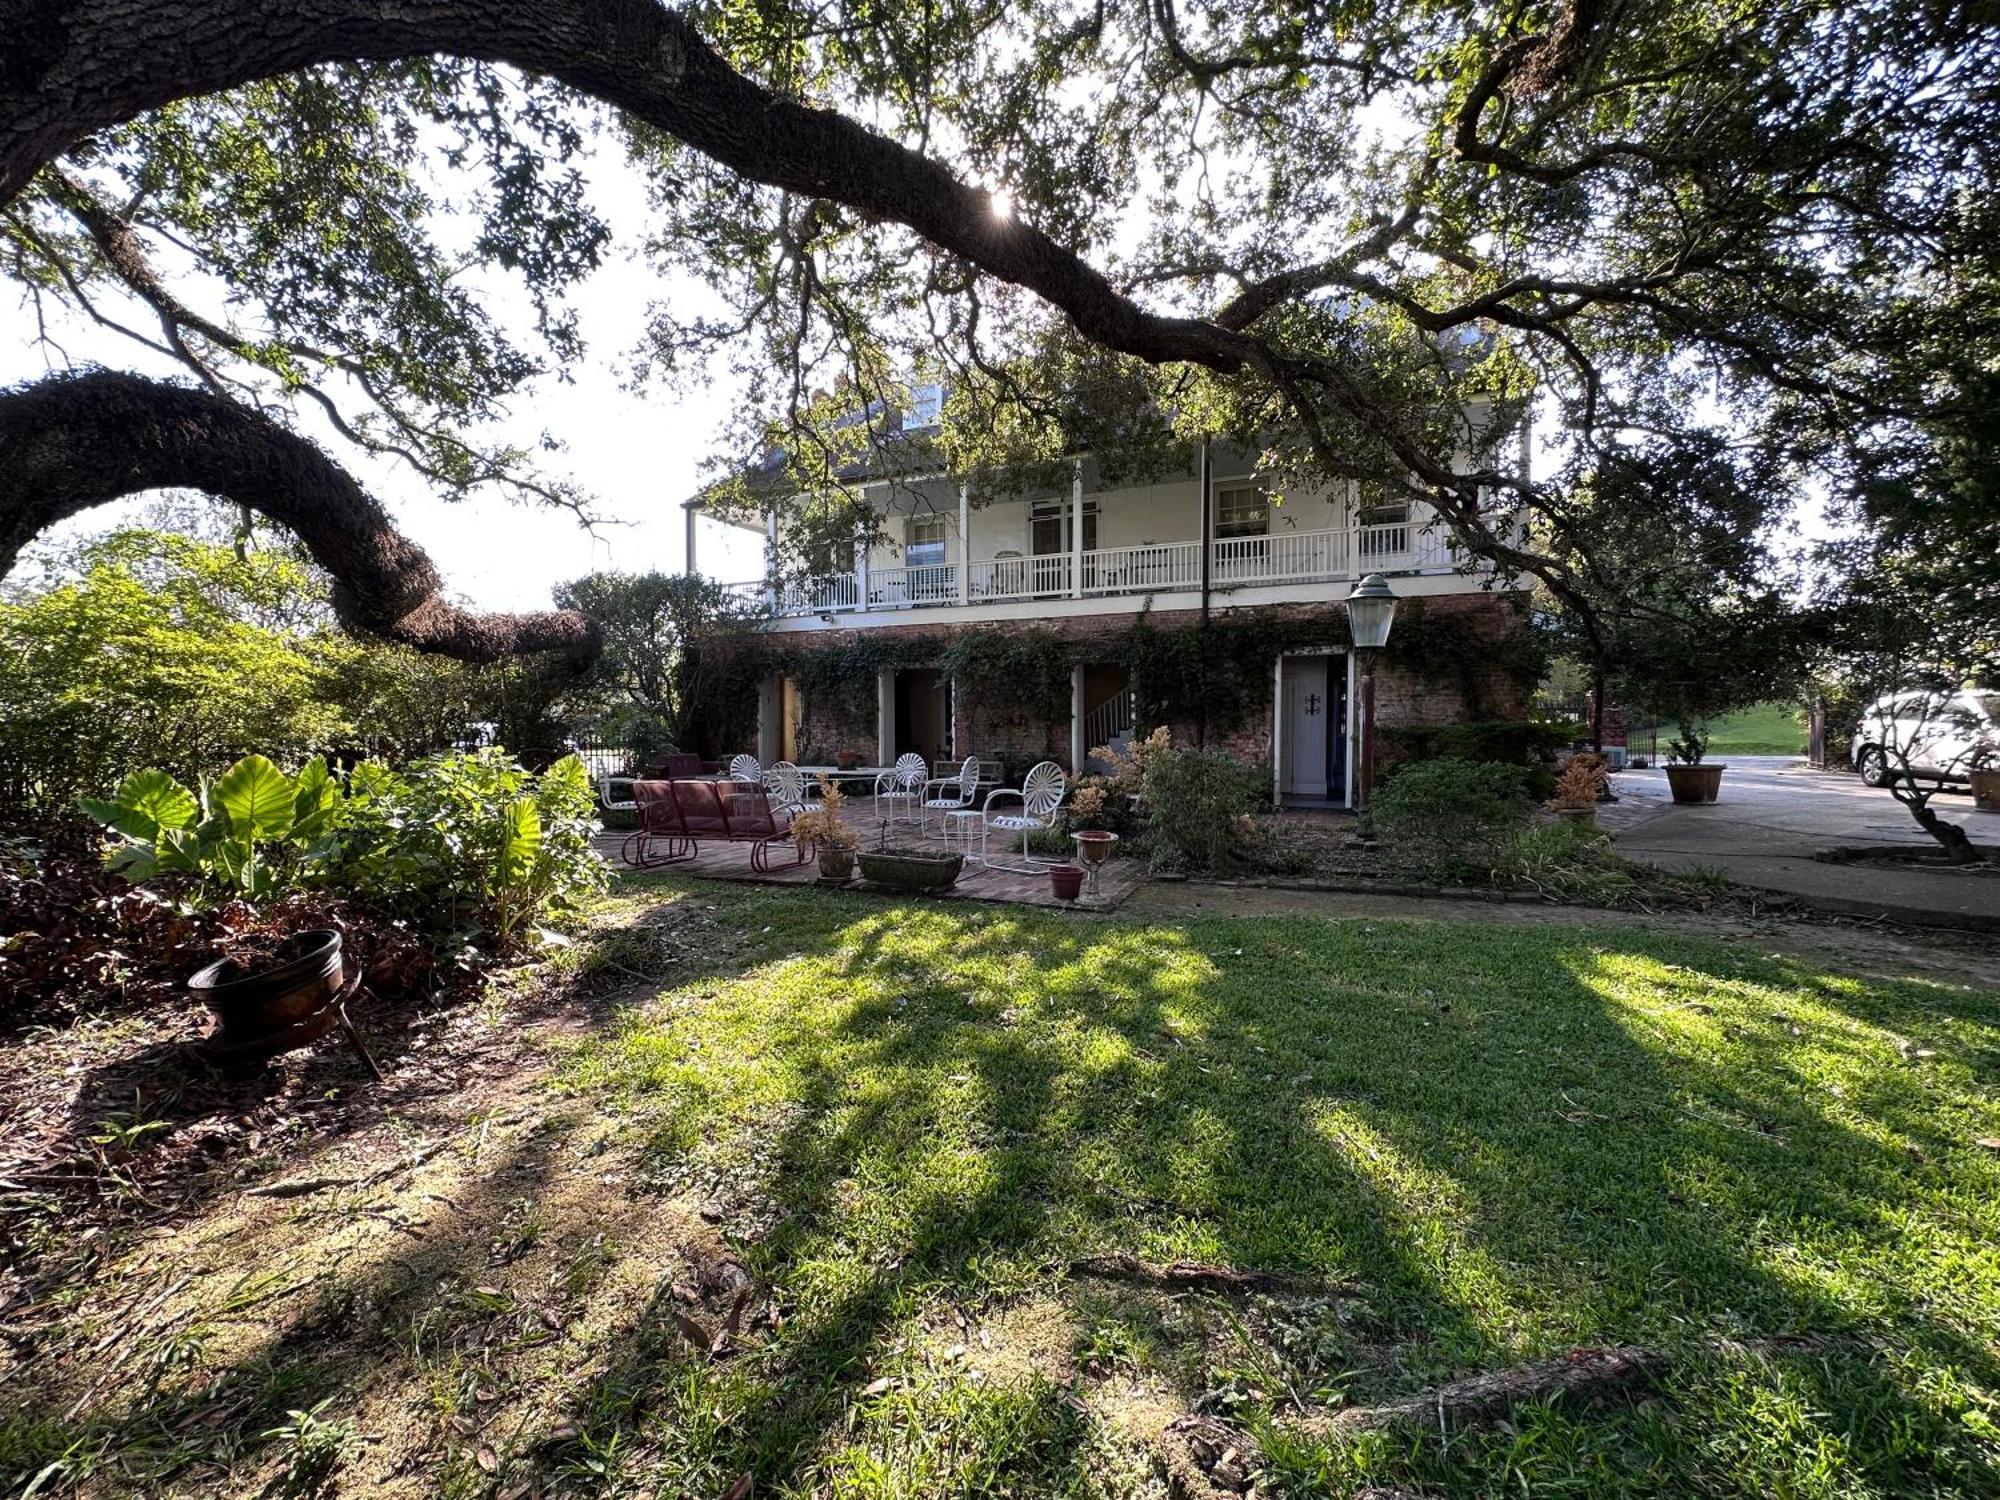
left=1282, top=657, right=1330, bottom=797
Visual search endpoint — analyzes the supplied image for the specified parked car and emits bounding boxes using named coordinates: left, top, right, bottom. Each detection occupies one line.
left=1851, top=689, right=2000, bottom=787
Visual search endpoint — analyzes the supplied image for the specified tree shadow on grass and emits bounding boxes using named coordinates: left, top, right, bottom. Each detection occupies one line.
left=553, top=898, right=2000, bottom=1495
left=10, top=884, right=1996, bottom=1496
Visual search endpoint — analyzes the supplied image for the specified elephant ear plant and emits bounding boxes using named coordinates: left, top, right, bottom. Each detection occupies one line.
left=83, top=749, right=607, bottom=953
left=83, top=753, right=341, bottom=899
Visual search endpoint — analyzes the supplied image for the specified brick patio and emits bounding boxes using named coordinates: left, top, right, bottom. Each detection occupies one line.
left=595, top=792, right=1144, bottom=911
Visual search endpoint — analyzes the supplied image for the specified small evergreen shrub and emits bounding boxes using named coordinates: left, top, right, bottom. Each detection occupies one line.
left=1368, top=759, right=1532, bottom=879
left=1141, top=745, right=1265, bottom=874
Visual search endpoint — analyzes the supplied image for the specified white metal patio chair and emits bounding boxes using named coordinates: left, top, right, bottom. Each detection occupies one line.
left=763, top=760, right=820, bottom=817
left=980, top=761, right=1067, bottom=874
left=919, top=755, right=983, bottom=838
left=596, top=772, right=637, bottom=815
left=873, top=752, right=929, bottom=827
left=727, top=753, right=762, bottom=784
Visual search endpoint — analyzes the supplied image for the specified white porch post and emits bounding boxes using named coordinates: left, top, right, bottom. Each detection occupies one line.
left=855, top=534, right=870, bottom=612
left=1070, top=459, right=1084, bottom=598
left=958, top=480, right=971, bottom=604
left=877, top=669, right=896, bottom=767
left=1272, top=655, right=1285, bottom=807
left=684, top=506, right=698, bottom=576
left=763, top=507, right=779, bottom=610
left=1070, top=664, right=1087, bottom=772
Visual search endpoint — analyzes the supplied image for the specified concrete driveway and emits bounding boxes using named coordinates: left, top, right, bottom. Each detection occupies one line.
left=1602, top=756, right=2000, bottom=928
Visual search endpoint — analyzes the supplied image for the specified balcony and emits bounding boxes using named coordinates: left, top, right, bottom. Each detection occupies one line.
left=726, top=520, right=1461, bottom=620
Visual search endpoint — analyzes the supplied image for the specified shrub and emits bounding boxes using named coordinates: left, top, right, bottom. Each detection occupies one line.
left=1368, top=759, right=1532, bottom=879
left=1141, top=743, right=1265, bottom=874
left=329, top=750, right=606, bottom=946
left=1379, top=719, right=1572, bottom=799
left=1545, top=752, right=1609, bottom=811
left=83, top=749, right=607, bottom=950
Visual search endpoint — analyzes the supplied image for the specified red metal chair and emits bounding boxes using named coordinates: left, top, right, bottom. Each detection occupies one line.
left=660, top=778, right=809, bottom=874
left=623, top=779, right=696, bottom=868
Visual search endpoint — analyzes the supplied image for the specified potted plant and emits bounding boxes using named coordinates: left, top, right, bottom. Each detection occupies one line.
left=1663, top=725, right=1725, bottom=804
left=189, top=926, right=361, bottom=1062
left=834, top=747, right=864, bottom=771
left=1543, top=752, right=1607, bottom=825
left=790, top=778, right=859, bottom=884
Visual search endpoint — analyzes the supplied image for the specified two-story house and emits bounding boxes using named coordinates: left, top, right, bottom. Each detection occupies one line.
left=685, top=397, right=1536, bottom=808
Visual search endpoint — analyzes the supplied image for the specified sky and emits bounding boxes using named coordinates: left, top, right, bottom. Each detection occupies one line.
left=1, top=139, right=767, bottom=610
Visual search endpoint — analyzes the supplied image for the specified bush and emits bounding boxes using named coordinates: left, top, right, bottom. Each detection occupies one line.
left=1368, top=759, right=1532, bottom=880
left=1142, top=744, right=1265, bottom=874
left=82, top=749, right=607, bottom=950
left=1380, top=719, right=1572, bottom=799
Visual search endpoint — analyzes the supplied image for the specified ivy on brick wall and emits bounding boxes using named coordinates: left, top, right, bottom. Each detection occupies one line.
left=938, top=627, right=1071, bottom=731
left=689, top=595, right=1543, bottom=753
left=1125, top=610, right=1345, bottom=738
left=1379, top=593, right=1545, bottom=719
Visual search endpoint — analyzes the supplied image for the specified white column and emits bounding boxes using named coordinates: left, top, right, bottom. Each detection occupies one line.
left=1070, top=459, right=1084, bottom=599
left=684, top=506, right=698, bottom=576
left=1272, top=656, right=1285, bottom=806
left=1070, top=664, right=1087, bottom=772
left=958, top=480, right=971, bottom=604
left=856, top=535, right=870, bottom=612
left=877, top=668, right=896, bottom=767
left=764, top=507, right=779, bottom=610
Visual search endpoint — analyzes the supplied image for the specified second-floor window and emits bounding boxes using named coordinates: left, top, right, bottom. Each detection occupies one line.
left=1214, top=481, right=1269, bottom=539
left=906, top=513, right=948, bottom=569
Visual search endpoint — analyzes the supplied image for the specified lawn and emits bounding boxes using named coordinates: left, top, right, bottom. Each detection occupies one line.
left=7, top=879, right=1998, bottom=1497
left=1634, top=701, right=1806, bottom=757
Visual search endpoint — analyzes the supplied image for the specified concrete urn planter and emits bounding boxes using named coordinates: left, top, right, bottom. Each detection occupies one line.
left=1970, top=767, right=2000, bottom=814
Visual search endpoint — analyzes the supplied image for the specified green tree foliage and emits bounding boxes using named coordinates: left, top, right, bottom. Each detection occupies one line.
left=5, top=1, right=1994, bottom=645
left=0, top=531, right=345, bottom=811
left=0, top=528, right=563, bottom=813
left=552, top=570, right=745, bottom=756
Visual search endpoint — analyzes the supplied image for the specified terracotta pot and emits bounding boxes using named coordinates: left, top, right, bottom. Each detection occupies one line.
left=834, top=749, right=863, bottom=770
left=187, top=929, right=349, bottom=1062
left=1971, top=766, right=2000, bottom=814
left=817, top=846, right=856, bottom=884
left=1050, top=864, right=1086, bottom=901
left=1664, top=764, right=1725, bottom=804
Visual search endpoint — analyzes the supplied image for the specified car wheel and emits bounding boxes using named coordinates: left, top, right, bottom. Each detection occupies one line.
left=1857, top=746, right=1893, bottom=787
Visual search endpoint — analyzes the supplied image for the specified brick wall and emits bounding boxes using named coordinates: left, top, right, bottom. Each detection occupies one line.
left=726, top=590, right=1532, bottom=770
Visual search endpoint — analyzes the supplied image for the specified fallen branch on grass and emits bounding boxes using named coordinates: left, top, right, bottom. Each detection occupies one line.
left=1166, top=1337, right=1823, bottom=1492
left=243, top=1138, right=451, bottom=1199
left=1069, top=1252, right=1360, bottom=1297
left=1313, top=1344, right=1671, bottom=1435
left=1302, top=1336, right=1822, bottom=1437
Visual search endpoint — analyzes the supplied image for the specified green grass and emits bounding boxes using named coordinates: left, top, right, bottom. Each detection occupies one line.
left=1635, top=701, right=1806, bottom=757
left=546, top=879, right=2000, bottom=1497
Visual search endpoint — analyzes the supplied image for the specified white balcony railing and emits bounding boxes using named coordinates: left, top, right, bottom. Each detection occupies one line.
left=736, top=522, right=1464, bottom=619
